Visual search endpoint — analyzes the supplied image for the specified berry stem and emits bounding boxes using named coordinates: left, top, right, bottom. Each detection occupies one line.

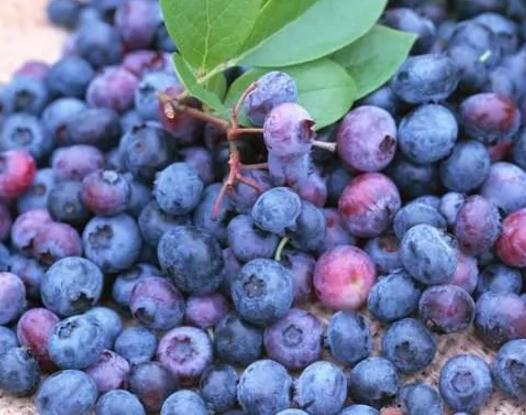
left=312, top=140, right=337, bottom=152
left=274, top=236, right=290, bottom=261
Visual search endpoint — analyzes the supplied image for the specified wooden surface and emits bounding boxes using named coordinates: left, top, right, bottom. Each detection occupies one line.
left=0, top=1, right=524, bottom=414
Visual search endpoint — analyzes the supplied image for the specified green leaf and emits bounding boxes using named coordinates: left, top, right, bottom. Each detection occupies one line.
left=225, top=58, right=356, bottom=129
left=240, top=0, right=387, bottom=67
left=172, top=53, right=229, bottom=116
left=332, top=25, right=416, bottom=98
left=240, top=0, right=318, bottom=56
left=205, top=72, right=227, bottom=101
left=160, top=0, right=261, bottom=73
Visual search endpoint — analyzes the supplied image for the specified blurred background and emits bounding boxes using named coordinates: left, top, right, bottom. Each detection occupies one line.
left=0, top=0, right=65, bottom=82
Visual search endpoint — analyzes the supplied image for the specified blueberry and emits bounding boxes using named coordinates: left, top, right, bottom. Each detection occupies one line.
left=0, top=347, right=40, bottom=396
left=158, top=226, right=225, bottom=295
left=450, top=252, right=479, bottom=294
left=277, top=410, right=309, bottom=415
left=383, top=7, right=436, bottom=53
left=363, top=235, right=402, bottom=274
left=0, top=272, right=26, bottom=325
left=279, top=250, right=314, bottom=305
left=214, top=312, right=263, bottom=366
left=185, top=293, right=230, bottom=329
left=85, top=350, right=131, bottom=393
left=400, top=224, right=457, bottom=285
left=419, top=284, right=475, bottom=334
left=293, top=167, right=328, bottom=207
left=393, top=202, right=446, bottom=240
left=130, top=276, right=185, bottom=330
left=227, top=214, right=279, bottom=262
left=87, top=66, right=139, bottom=113
left=16, top=308, right=59, bottom=370
left=76, top=21, right=123, bottom=68
left=398, top=104, right=457, bottom=164
left=51, top=144, right=105, bottom=182
left=47, top=57, right=95, bottom=98
left=122, top=50, right=170, bottom=78
left=128, top=362, right=177, bottom=412
left=244, top=71, right=298, bottom=127
left=41, top=256, right=103, bottom=316
left=251, top=187, right=302, bottom=236
left=368, top=270, right=422, bottom=323
left=153, top=162, right=203, bottom=216
left=48, top=315, right=105, bottom=369
left=1, top=113, right=52, bottom=160
left=475, top=264, right=522, bottom=298
left=338, top=173, right=401, bottom=238
left=294, top=361, right=347, bottom=415
left=82, top=214, right=142, bottom=273
left=263, top=103, right=315, bottom=160
left=290, top=200, right=326, bottom=252
left=4, top=75, right=49, bottom=115
left=17, top=167, right=55, bottom=213
left=11, top=208, right=52, bottom=252
left=391, top=54, right=459, bottom=103
left=65, top=107, right=121, bottom=148
left=95, top=389, right=146, bottom=415
left=348, top=357, right=400, bottom=408
left=454, top=195, right=501, bottom=256
left=338, top=405, right=380, bottom=415
left=32, top=221, right=83, bottom=264
left=126, top=175, right=153, bottom=217
left=439, top=192, right=465, bottom=227
left=160, top=390, right=208, bottom=415
left=35, top=370, right=98, bottom=415
left=46, top=0, right=83, bottom=28
left=134, top=71, right=178, bottom=121
left=199, top=364, right=239, bottom=412
left=314, top=245, right=376, bottom=311
left=81, top=170, right=131, bottom=216
left=481, top=162, right=526, bottom=214
left=337, top=106, right=397, bottom=172
left=399, top=382, right=444, bottom=415
left=157, top=326, right=213, bottom=384
left=386, top=154, right=440, bottom=199
left=112, top=263, right=162, bottom=309
left=138, top=201, right=189, bottom=247
left=193, top=182, right=236, bottom=244
left=120, top=123, right=176, bottom=182
left=0, top=326, right=18, bottom=356
left=84, top=307, right=123, bottom=350
left=232, top=258, right=293, bottom=326
left=360, top=85, right=400, bottom=114
left=325, top=310, right=372, bottom=366
left=439, top=354, right=493, bottom=413
left=114, top=0, right=161, bottom=50
left=460, top=93, right=521, bottom=144
left=382, top=318, right=436, bottom=374
left=492, top=339, right=526, bottom=402
left=446, top=21, right=501, bottom=91
left=237, top=359, right=292, bottom=415
left=114, top=326, right=157, bottom=366
left=47, top=181, right=89, bottom=225
left=474, top=292, right=526, bottom=349
left=319, top=208, right=356, bottom=254
left=264, top=308, right=322, bottom=370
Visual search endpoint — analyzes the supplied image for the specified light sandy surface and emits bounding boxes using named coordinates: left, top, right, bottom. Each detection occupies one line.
left=0, top=1, right=525, bottom=415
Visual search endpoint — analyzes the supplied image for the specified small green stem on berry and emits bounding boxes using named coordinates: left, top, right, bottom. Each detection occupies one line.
left=274, top=236, right=290, bottom=261
left=312, top=140, right=337, bottom=152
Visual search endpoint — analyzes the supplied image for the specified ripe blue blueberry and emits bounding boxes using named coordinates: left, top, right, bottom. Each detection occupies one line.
left=231, top=258, right=294, bottom=326
left=199, top=364, right=239, bottom=413
left=439, top=354, right=493, bottom=413
left=325, top=311, right=372, bottom=366
left=0, top=347, right=40, bottom=396
left=237, top=359, right=292, bottom=415
left=491, top=339, right=526, bottom=402
left=294, top=361, right=347, bottom=415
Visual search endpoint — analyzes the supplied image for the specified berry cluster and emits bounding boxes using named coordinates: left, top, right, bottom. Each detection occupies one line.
left=0, top=0, right=526, bottom=414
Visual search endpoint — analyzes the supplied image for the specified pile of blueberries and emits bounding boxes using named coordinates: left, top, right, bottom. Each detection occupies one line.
left=1, top=0, right=526, bottom=414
